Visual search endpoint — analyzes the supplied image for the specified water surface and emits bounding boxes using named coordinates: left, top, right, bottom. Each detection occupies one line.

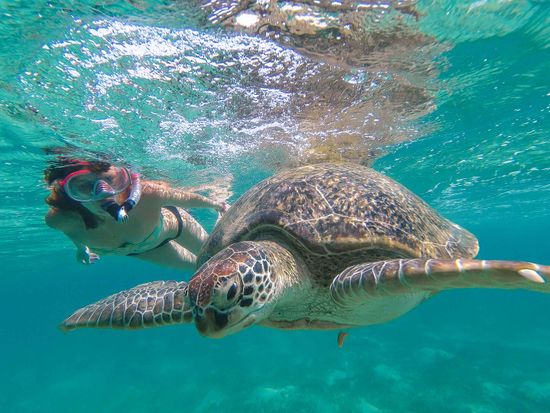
left=1, top=1, right=549, bottom=412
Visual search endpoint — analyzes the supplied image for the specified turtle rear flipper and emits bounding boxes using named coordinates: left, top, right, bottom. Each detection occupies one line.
left=331, top=259, right=550, bottom=305
left=61, top=281, right=192, bottom=331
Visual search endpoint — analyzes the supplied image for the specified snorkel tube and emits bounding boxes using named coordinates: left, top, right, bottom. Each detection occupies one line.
left=122, top=172, right=142, bottom=216
left=101, top=172, right=142, bottom=223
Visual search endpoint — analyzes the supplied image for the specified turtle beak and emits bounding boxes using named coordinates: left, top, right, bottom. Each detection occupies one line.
left=194, top=307, right=257, bottom=338
left=194, top=308, right=229, bottom=338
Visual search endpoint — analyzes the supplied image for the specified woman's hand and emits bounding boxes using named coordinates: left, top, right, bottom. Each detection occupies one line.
left=217, top=201, right=230, bottom=215
left=76, top=245, right=100, bottom=265
left=215, top=202, right=230, bottom=224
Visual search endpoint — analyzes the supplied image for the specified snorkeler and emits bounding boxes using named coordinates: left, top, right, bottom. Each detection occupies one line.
left=44, top=160, right=230, bottom=270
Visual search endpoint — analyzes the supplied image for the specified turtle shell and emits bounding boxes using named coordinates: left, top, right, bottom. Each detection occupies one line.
left=199, top=163, right=478, bottom=283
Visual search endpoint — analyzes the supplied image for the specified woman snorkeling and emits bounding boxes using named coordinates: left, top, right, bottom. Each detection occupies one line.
left=44, top=159, right=229, bottom=270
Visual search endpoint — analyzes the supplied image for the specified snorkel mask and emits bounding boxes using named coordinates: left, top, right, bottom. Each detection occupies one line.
left=59, top=167, right=142, bottom=223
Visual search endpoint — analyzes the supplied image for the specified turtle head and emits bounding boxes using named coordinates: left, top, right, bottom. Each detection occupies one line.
left=188, top=241, right=277, bottom=338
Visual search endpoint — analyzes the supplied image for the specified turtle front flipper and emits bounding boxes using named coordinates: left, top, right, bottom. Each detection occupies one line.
left=61, top=281, right=192, bottom=331
left=330, top=259, right=550, bottom=305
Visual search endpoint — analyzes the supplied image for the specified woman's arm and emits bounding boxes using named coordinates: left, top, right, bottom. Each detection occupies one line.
left=145, top=183, right=229, bottom=212
left=45, top=208, right=99, bottom=264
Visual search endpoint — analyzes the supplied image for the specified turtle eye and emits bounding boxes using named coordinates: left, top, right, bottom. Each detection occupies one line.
left=227, top=282, right=238, bottom=301
left=212, top=276, right=241, bottom=310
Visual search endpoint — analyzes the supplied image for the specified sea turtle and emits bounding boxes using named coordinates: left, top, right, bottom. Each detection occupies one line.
left=62, top=163, right=550, bottom=338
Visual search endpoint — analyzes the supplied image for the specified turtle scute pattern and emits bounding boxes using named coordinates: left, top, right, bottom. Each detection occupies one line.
left=203, top=164, right=479, bottom=280
left=61, top=281, right=191, bottom=330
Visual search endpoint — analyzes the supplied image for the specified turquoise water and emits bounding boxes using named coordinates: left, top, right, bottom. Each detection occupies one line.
left=1, top=1, right=549, bottom=412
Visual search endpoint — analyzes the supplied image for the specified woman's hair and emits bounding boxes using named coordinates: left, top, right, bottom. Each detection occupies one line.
left=44, top=159, right=112, bottom=229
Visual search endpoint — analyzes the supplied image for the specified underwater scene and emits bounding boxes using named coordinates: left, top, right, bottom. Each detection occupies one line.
left=1, top=1, right=549, bottom=412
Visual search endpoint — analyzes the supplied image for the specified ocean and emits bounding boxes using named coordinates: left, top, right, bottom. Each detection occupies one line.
left=0, top=1, right=549, bottom=412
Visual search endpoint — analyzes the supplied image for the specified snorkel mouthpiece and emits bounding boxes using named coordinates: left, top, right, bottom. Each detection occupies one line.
left=101, top=200, right=127, bottom=223
left=100, top=172, right=141, bottom=223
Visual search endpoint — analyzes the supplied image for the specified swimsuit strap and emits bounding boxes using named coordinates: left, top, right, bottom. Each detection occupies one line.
left=163, top=206, right=184, bottom=239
